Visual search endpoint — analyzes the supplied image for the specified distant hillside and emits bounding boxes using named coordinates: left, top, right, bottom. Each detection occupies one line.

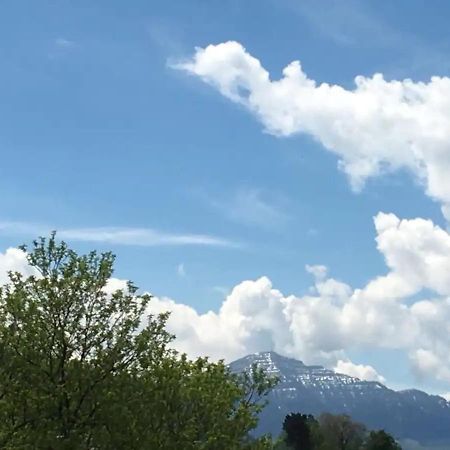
left=230, top=351, right=450, bottom=447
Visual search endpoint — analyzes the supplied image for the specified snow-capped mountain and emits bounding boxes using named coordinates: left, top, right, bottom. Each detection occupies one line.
left=230, top=351, right=450, bottom=445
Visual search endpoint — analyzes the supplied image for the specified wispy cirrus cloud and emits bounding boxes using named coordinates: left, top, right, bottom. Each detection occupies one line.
left=283, top=0, right=450, bottom=78
left=54, top=37, right=76, bottom=49
left=177, top=263, right=187, bottom=277
left=203, top=188, right=289, bottom=230
left=0, top=221, right=238, bottom=248
left=283, top=0, right=400, bottom=47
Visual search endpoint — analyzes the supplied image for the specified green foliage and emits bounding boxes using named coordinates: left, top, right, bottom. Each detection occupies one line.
left=0, top=235, right=276, bottom=449
left=364, top=430, right=402, bottom=450
left=283, top=413, right=317, bottom=450
left=273, top=433, right=291, bottom=449
left=318, top=413, right=366, bottom=450
left=279, top=412, right=402, bottom=450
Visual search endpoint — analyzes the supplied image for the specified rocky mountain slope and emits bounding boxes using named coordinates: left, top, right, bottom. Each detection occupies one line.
left=230, top=351, right=450, bottom=445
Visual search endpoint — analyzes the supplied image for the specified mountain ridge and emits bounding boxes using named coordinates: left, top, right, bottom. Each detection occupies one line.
left=230, top=351, right=450, bottom=446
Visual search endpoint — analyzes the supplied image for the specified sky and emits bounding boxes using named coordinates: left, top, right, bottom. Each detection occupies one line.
left=1, top=0, right=450, bottom=397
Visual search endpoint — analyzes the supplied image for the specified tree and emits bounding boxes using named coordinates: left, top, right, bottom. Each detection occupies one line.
left=0, top=235, right=276, bottom=449
left=364, top=430, right=402, bottom=450
left=283, top=413, right=318, bottom=450
left=273, top=434, right=291, bottom=450
left=318, top=413, right=366, bottom=450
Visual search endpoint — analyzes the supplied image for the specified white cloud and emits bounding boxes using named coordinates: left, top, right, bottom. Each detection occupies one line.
left=103, top=277, right=129, bottom=295
left=59, top=227, right=234, bottom=247
left=334, top=359, right=386, bottom=383
left=176, top=41, right=450, bottom=219
left=147, top=276, right=291, bottom=361
left=177, top=263, right=186, bottom=278
left=305, top=264, right=328, bottom=281
left=142, top=212, right=450, bottom=386
left=207, top=188, right=289, bottom=229
left=0, top=248, right=124, bottom=292
left=0, top=248, right=34, bottom=284
left=3, top=212, right=450, bottom=387
left=55, top=38, right=75, bottom=48
left=440, top=392, right=450, bottom=402
left=283, top=0, right=404, bottom=49
left=368, top=212, right=450, bottom=297
left=410, top=348, right=450, bottom=383
left=0, top=221, right=236, bottom=248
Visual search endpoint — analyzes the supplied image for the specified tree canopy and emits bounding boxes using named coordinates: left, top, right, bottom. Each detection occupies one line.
left=277, top=412, right=402, bottom=450
left=364, top=430, right=402, bottom=450
left=283, top=413, right=318, bottom=450
left=0, top=235, right=276, bottom=449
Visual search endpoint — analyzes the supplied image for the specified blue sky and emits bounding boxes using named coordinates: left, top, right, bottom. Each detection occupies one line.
left=2, top=0, right=450, bottom=396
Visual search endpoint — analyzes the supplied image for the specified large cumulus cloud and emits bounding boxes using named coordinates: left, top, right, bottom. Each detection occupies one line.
left=176, top=41, right=450, bottom=219
left=2, top=214, right=450, bottom=385
left=144, top=213, right=450, bottom=385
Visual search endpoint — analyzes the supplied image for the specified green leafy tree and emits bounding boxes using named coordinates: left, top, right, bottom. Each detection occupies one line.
left=0, top=235, right=276, bottom=449
left=318, top=413, right=366, bottom=450
left=273, top=433, right=292, bottom=449
left=364, top=430, right=402, bottom=450
left=283, top=413, right=318, bottom=450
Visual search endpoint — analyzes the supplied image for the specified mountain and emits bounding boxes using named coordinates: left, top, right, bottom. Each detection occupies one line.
left=230, top=351, right=450, bottom=446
